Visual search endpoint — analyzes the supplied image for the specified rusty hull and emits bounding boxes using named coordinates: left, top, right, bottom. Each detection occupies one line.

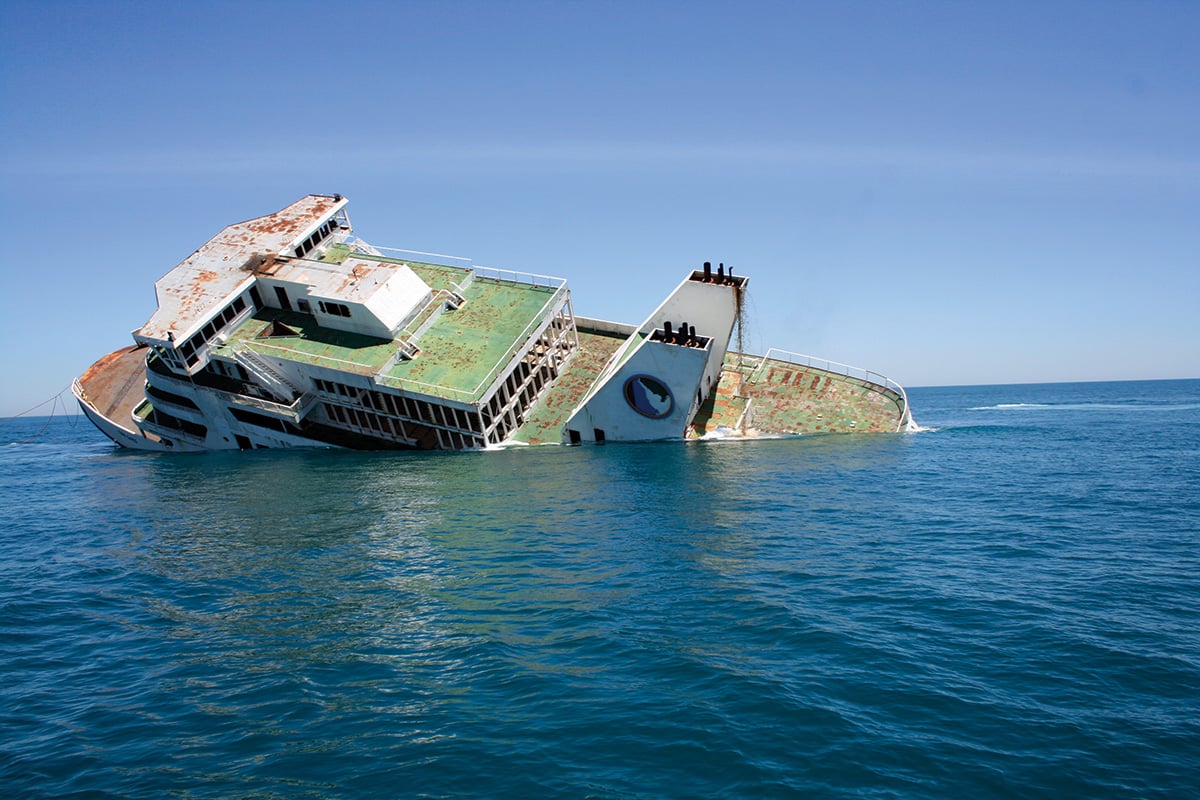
left=76, top=345, right=151, bottom=435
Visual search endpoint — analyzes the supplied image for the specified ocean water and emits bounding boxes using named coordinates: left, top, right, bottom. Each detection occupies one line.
left=2, top=380, right=1198, bottom=799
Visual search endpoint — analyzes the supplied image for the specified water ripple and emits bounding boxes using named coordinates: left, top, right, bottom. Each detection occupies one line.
left=2, top=381, right=1199, bottom=798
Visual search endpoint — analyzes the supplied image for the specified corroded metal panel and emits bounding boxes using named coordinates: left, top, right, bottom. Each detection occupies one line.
left=137, top=195, right=346, bottom=343
left=689, top=355, right=906, bottom=438
left=77, top=345, right=150, bottom=433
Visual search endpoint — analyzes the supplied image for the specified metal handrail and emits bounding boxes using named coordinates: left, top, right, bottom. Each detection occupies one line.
left=240, top=292, right=567, bottom=406
left=243, top=341, right=376, bottom=376
left=369, top=245, right=474, bottom=269
left=216, top=387, right=317, bottom=419
left=760, top=348, right=911, bottom=432
left=377, top=284, right=570, bottom=403
left=471, top=265, right=567, bottom=290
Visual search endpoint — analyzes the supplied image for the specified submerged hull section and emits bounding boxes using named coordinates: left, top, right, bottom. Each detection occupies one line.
left=75, top=195, right=913, bottom=451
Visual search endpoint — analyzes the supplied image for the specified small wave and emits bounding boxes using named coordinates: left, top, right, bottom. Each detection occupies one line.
left=971, top=402, right=1200, bottom=412
left=697, top=426, right=791, bottom=442
left=968, top=403, right=1050, bottom=410
left=698, top=426, right=744, bottom=441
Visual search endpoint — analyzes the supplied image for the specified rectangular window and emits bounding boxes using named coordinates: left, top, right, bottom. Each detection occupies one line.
left=318, top=301, right=351, bottom=317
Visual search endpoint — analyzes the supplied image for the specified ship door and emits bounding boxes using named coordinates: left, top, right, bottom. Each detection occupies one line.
left=274, top=286, right=292, bottom=311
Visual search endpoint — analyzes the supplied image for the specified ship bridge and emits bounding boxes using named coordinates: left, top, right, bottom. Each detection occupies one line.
left=133, top=194, right=351, bottom=373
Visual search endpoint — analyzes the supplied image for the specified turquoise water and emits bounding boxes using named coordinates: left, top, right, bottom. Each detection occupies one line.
left=3, top=380, right=1198, bottom=798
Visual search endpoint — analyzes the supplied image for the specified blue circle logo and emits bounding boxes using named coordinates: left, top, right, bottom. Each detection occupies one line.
left=623, top=374, right=674, bottom=419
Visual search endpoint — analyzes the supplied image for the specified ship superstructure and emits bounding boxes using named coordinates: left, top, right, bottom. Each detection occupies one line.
left=74, top=195, right=913, bottom=451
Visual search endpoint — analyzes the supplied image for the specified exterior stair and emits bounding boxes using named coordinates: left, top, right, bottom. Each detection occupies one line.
left=236, top=350, right=304, bottom=402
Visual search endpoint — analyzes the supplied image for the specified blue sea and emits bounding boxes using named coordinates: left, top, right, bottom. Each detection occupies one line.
left=2, top=380, right=1198, bottom=799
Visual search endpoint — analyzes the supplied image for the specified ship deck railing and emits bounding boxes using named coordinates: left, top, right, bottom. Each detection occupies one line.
left=376, top=278, right=569, bottom=404
left=234, top=279, right=571, bottom=406
left=748, top=348, right=901, bottom=394
left=368, top=243, right=569, bottom=292
left=216, top=386, right=318, bottom=421
left=367, top=245, right=475, bottom=270
left=469, top=264, right=567, bottom=290
left=751, top=347, right=911, bottom=429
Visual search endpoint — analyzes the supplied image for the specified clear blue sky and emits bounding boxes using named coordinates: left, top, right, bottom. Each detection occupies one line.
left=2, top=0, right=1197, bottom=417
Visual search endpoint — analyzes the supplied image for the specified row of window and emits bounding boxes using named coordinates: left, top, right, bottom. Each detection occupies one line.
left=479, top=311, right=575, bottom=441
left=180, top=295, right=249, bottom=365
left=314, top=378, right=361, bottom=398
left=318, top=301, right=352, bottom=318
left=293, top=218, right=340, bottom=259
left=207, top=359, right=249, bottom=382
left=314, top=305, right=576, bottom=447
left=313, top=378, right=483, bottom=437
left=484, top=362, right=555, bottom=443
left=362, top=390, right=482, bottom=435
left=325, top=403, right=411, bottom=442
left=145, top=407, right=208, bottom=440
left=323, top=403, right=484, bottom=450
left=228, top=407, right=302, bottom=436
left=146, top=384, right=199, bottom=411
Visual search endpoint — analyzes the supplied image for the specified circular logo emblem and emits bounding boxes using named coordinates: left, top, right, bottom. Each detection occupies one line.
left=623, top=374, right=674, bottom=419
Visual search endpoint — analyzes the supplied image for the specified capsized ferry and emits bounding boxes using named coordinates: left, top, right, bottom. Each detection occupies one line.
left=74, top=194, right=915, bottom=451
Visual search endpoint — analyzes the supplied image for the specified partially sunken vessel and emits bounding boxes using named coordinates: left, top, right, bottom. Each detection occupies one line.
left=74, top=194, right=914, bottom=451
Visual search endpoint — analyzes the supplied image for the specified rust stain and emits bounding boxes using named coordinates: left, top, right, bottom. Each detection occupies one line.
left=80, top=345, right=141, bottom=384
left=335, top=261, right=375, bottom=293
left=78, top=345, right=150, bottom=424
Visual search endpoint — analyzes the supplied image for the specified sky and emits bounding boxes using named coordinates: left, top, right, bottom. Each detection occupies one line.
left=1, top=0, right=1197, bottom=417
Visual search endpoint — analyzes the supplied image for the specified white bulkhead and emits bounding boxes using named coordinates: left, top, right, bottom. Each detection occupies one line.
left=563, top=267, right=746, bottom=443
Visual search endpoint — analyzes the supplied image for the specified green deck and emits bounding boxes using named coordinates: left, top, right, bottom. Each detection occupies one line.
left=510, top=328, right=628, bottom=445
left=222, top=311, right=396, bottom=376
left=323, top=246, right=470, bottom=294
left=220, top=258, right=558, bottom=402
left=690, top=354, right=907, bottom=437
left=383, top=277, right=556, bottom=399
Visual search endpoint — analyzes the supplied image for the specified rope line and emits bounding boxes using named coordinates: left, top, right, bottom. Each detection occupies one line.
left=2, top=386, right=78, bottom=444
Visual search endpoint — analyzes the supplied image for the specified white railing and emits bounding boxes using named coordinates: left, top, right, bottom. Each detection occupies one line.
left=237, top=266, right=569, bottom=404
left=375, top=376, right=476, bottom=404
left=471, top=265, right=567, bottom=290
left=236, top=350, right=303, bottom=398
left=758, top=348, right=911, bottom=432
left=245, top=341, right=377, bottom=376
left=339, top=243, right=568, bottom=291
left=369, top=245, right=473, bottom=269
left=241, top=296, right=568, bottom=406
left=217, top=388, right=317, bottom=421
left=377, top=287, right=572, bottom=403
left=71, top=377, right=88, bottom=406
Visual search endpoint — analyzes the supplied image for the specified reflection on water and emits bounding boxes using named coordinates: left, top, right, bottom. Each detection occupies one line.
left=76, top=435, right=915, bottom=699
left=8, top=387, right=1196, bottom=798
